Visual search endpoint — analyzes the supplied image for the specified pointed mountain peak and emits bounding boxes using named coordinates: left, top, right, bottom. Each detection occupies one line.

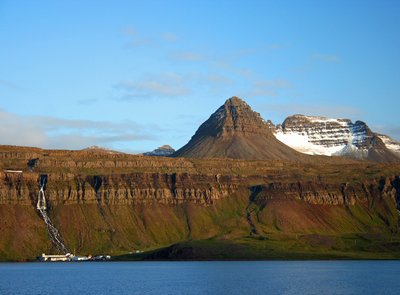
left=224, top=96, right=247, bottom=107
left=173, top=96, right=302, bottom=160
left=194, top=96, right=269, bottom=138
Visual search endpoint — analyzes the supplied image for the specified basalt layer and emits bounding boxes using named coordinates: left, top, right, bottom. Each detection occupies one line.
left=1, top=145, right=400, bottom=260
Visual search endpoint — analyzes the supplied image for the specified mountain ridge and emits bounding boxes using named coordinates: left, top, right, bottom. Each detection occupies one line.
left=143, top=145, right=175, bottom=157
left=274, top=114, right=400, bottom=162
left=173, top=97, right=304, bottom=160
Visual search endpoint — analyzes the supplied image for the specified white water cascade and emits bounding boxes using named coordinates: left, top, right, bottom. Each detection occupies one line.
left=37, top=174, right=68, bottom=254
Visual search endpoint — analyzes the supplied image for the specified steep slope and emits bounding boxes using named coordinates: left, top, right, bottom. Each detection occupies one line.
left=274, top=115, right=400, bottom=163
left=173, top=97, right=303, bottom=160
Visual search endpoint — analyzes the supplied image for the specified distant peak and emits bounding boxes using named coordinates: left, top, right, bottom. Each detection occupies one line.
left=143, top=145, right=175, bottom=157
left=82, top=145, right=121, bottom=154
left=84, top=145, right=109, bottom=151
left=158, top=145, right=174, bottom=150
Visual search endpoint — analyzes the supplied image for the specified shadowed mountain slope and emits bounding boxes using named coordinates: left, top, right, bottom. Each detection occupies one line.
left=173, top=97, right=303, bottom=160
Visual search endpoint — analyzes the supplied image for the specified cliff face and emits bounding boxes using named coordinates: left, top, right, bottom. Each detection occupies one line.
left=3, top=171, right=399, bottom=208
left=1, top=168, right=399, bottom=261
left=0, top=172, right=238, bottom=206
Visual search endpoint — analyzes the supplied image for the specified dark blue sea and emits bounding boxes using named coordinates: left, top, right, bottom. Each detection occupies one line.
left=1, top=261, right=400, bottom=295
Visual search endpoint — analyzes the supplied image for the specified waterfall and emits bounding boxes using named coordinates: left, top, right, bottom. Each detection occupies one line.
left=37, top=174, right=68, bottom=254
left=37, top=175, right=47, bottom=210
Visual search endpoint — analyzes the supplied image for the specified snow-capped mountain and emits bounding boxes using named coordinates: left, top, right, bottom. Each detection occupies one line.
left=143, top=145, right=175, bottom=157
left=378, top=134, right=400, bottom=154
left=274, top=115, right=400, bottom=162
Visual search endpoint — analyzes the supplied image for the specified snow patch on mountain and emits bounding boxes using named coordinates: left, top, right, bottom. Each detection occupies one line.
left=378, top=135, right=400, bottom=154
left=333, top=143, right=368, bottom=159
left=273, top=114, right=398, bottom=159
left=143, top=145, right=175, bottom=157
left=274, top=131, right=343, bottom=155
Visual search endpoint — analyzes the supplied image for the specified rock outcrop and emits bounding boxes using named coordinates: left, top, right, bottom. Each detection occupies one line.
left=0, top=172, right=238, bottom=206
left=173, top=97, right=303, bottom=160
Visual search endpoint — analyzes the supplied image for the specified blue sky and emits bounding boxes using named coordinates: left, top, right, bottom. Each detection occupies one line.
left=1, top=0, right=399, bottom=152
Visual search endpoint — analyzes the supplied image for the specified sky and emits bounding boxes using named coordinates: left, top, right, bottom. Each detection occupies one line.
left=1, top=0, right=400, bottom=153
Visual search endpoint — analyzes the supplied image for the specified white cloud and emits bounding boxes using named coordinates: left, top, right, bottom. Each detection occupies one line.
left=206, top=74, right=233, bottom=85
left=0, top=110, right=48, bottom=147
left=122, top=26, right=137, bottom=36
left=124, top=37, right=151, bottom=48
left=121, top=26, right=152, bottom=48
left=238, top=78, right=293, bottom=98
left=0, top=79, right=22, bottom=90
left=114, top=73, right=190, bottom=99
left=257, top=103, right=361, bottom=120
left=0, top=109, right=155, bottom=150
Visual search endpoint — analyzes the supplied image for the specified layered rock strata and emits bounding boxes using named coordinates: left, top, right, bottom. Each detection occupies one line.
left=274, top=115, right=399, bottom=162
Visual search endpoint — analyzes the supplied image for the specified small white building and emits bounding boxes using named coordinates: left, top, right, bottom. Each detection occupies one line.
left=39, top=253, right=70, bottom=262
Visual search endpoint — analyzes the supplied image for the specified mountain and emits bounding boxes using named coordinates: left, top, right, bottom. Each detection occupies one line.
left=1, top=144, right=400, bottom=261
left=143, top=145, right=175, bottom=157
left=173, top=97, right=303, bottom=160
left=274, top=115, right=400, bottom=162
left=378, top=134, right=400, bottom=154
left=1, top=98, right=400, bottom=261
left=82, top=145, right=123, bottom=154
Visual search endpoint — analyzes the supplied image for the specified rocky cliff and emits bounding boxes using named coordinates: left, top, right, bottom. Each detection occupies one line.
left=274, top=114, right=400, bottom=162
left=1, top=160, right=400, bottom=260
left=0, top=172, right=238, bottom=206
left=3, top=170, right=399, bottom=207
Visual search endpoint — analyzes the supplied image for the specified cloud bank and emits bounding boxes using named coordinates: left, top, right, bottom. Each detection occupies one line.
left=0, top=109, right=155, bottom=150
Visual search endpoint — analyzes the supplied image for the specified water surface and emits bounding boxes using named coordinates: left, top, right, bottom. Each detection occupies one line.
left=1, top=261, right=399, bottom=295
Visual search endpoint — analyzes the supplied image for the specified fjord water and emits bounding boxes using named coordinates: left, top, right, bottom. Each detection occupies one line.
left=1, top=261, right=399, bottom=295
